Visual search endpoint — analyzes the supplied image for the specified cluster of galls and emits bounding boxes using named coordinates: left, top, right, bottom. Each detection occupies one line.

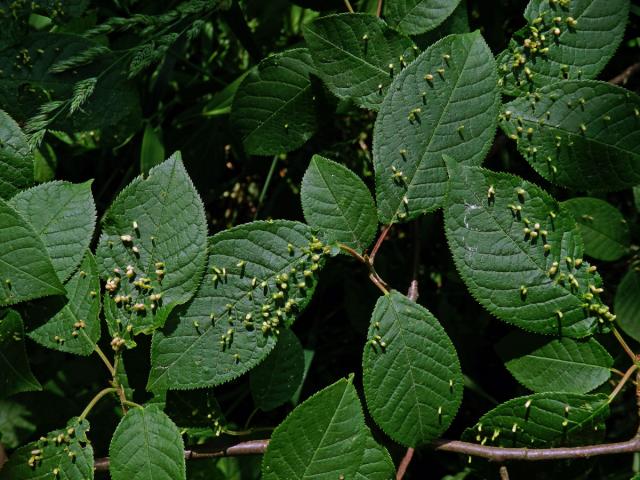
left=27, top=426, right=78, bottom=473
left=499, top=1, right=577, bottom=89
left=209, top=236, right=328, bottom=355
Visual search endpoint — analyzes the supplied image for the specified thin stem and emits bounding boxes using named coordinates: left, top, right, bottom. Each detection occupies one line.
left=395, top=447, right=414, bottom=480
left=369, top=224, right=392, bottom=264
left=79, top=387, right=117, bottom=420
left=123, top=400, right=144, bottom=409
left=94, top=345, right=115, bottom=376
left=339, top=243, right=367, bottom=264
left=221, top=426, right=274, bottom=436
left=343, top=0, right=354, bottom=13
left=244, top=407, right=260, bottom=430
left=254, top=155, right=279, bottom=220
left=376, top=0, right=383, bottom=17
left=369, top=272, right=389, bottom=295
left=608, top=364, right=638, bottom=403
left=612, top=326, right=637, bottom=362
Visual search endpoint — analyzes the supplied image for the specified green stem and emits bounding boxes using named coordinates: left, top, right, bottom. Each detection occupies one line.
left=608, top=364, right=638, bottom=403
left=94, top=345, right=115, bottom=376
left=79, top=387, right=117, bottom=420
left=254, top=155, right=279, bottom=219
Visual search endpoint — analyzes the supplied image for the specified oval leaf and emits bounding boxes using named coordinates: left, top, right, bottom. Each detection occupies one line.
left=462, top=393, right=609, bottom=448
left=496, top=332, right=612, bottom=393
left=95, top=153, right=207, bottom=335
left=562, top=197, right=630, bottom=261
left=444, top=162, right=609, bottom=337
left=109, top=406, right=185, bottom=480
left=500, top=81, right=640, bottom=191
left=230, top=49, right=319, bottom=156
left=385, top=0, right=463, bottom=35
left=250, top=328, right=304, bottom=411
left=373, top=31, right=500, bottom=223
left=11, top=180, right=96, bottom=282
left=0, top=310, right=41, bottom=398
left=614, top=269, right=640, bottom=343
left=301, top=155, right=378, bottom=252
left=28, top=252, right=101, bottom=356
left=0, top=418, right=93, bottom=480
left=148, top=221, right=325, bottom=391
left=262, top=378, right=367, bottom=480
left=362, top=290, right=463, bottom=447
left=498, top=0, right=629, bottom=95
left=0, top=197, right=64, bottom=306
left=0, top=109, right=33, bottom=200
left=304, top=13, right=415, bottom=110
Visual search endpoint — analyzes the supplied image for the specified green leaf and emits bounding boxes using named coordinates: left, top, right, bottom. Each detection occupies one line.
left=148, top=221, right=325, bottom=391
left=230, top=49, right=319, bottom=156
left=362, top=290, right=463, bottom=447
left=0, top=109, right=33, bottom=200
left=11, top=180, right=96, bottom=283
left=0, top=197, right=64, bottom=306
left=354, top=431, right=395, bottom=480
left=109, top=406, right=185, bottom=480
left=303, top=13, right=415, bottom=110
left=500, top=81, right=640, bottom=191
left=0, top=417, right=93, bottom=480
left=384, top=0, right=463, bottom=35
left=412, top=0, right=469, bottom=49
left=140, top=124, right=165, bottom=175
left=250, top=328, right=304, bottom=411
left=262, top=377, right=364, bottom=480
left=496, top=332, right=612, bottom=393
left=561, top=197, right=630, bottom=261
left=462, top=393, right=609, bottom=448
left=203, top=71, right=250, bottom=117
left=444, top=162, right=608, bottom=337
left=498, top=0, right=629, bottom=96
left=0, top=399, right=35, bottom=448
left=373, top=31, right=500, bottom=223
left=0, top=310, right=41, bottom=398
left=301, top=155, right=378, bottom=252
left=28, top=252, right=101, bottom=356
left=95, top=153, right=208, bottom=335
left=614, top=269, right=640, bottom=343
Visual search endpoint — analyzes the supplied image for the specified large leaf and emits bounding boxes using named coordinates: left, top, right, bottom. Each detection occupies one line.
left=362, top=290, right=463, bottom=447
left=384, top=0, right=463, bottom=35
left=303, top=13, right=415, bottom=110
left=0, top=399, right=35, bottom=448
left=109, top=406, right=185, bottom=480
left=230, top=49, right=319, bottom=156
left=498, top=0, right=629, bottom=96
left=148, top=221, right=325, bottom=391
left=444, top=162, right=608, bottom=337
left=0, top=109, right=33, bottom=200
left=562, top=197, right=630, bottom=261
left=0, top=417, right=93, bottom=480
left=462, top=393, right=609, bottom=448
left=496, top=332, right=612, bottom=393
left=0, top=197, right=64, bottom=306
left=95, top=153, right=207, bottom=335
left=250, top=328, right=304, bottom=411
left=262, top=377, right=393, bottom=480
left=615, top=269, right=640, bottom=343
left=413, top=0, right=469, bottom=49
left=500, top=81, right=640, bottom=191
left=0, top=310, right=41, bottom=398
left=301, top=155, right=378, bottom=252
left=28, top=252, right=101, bottom=356
left=11, top=180, right=96, bottom=282
left=373, top=31, right=500, bottom=223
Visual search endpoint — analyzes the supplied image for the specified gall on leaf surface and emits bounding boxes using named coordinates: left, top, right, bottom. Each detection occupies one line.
left=444, top=161, right=608, bottom=337
left=373, top=31, right=500, bottom=224
left=148, top=221, right=325, bottom=391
